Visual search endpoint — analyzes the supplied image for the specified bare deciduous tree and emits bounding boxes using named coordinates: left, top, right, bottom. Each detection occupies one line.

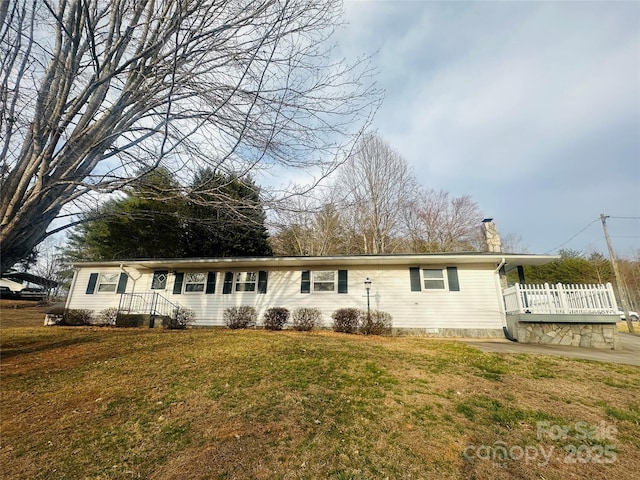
left=335, top=133, right=418, bottom=254
left=29, top=239, right=69, bottom=302
left=0, top=0, right=379, bottom=273
left=501, top=233, right=529, bottom=254
left=270, top=194, right=346, bottom=256
left=404, top=189, right=483, bottom=252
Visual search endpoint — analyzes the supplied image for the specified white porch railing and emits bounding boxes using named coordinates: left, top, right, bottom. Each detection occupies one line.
left=503, top=283, right=617, bottom=315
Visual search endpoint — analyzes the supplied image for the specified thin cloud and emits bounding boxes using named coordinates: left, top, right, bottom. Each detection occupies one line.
left=338, top=0, right=640, bottom=254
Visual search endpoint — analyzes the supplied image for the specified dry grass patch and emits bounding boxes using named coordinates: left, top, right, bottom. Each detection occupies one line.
left=617, top=321, right=640, bottom=334
left=0, top=299, right=47, bottom=327
left=1, top=304, right=639, bottom=479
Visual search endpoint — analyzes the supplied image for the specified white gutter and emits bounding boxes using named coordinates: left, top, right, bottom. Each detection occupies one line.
left=494, top=257, right=507, bottom=273
left=68, top=253, right=560, bottom=271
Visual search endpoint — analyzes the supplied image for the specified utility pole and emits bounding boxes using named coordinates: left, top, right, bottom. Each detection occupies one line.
left=600, top=214, right=635, bottom=333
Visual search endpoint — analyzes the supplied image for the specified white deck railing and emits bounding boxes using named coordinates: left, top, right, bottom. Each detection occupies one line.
left=503, top=283, right=617, bottom=315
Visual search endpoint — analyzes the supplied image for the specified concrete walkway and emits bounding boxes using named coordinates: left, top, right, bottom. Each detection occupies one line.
left=460, top=332, right=640, bottom=366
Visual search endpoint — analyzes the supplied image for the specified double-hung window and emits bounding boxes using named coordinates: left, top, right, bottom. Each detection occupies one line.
left=410, top=266, right=460, bottom=292
left=301, top=270, right=348, bottom=294
left=220, top=271, right=267, bottom=294
left=235, top=272, right=257, bottom=292
left=86, top=272, right=128, bottom=294
left=184, top=273, right=206, bottom=292
left=173, top=272, right=217, bottom=295
left=313, top=271, right=336, bottom=292
left=422, top=269, right=445, bottom=290
left=97, top=273, right=119, bottom=292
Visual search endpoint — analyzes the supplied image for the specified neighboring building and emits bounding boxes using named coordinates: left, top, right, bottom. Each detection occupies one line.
left=0, top=278, right=25, bottom=293
left=65, top=253, right=559, bottom=337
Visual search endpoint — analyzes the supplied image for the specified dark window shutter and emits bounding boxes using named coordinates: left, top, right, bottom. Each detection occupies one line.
left=447, top=267, right=460, bottom=291
left=409, top=267, right=421, bottom=292
left=86, top=273, right=98, bottom=294
left=301, top=270, right=311, bottom=294
left=338, top=270, right=348, bottom=294
left=223, top=272, right=234, bottom=294
left=206, top=272, right=217, bottom=294
left=173, top=272, right=184, bottom=294
left=116, top=273, right=128, bottom=293
left=258, top=271, right=268, bottom=294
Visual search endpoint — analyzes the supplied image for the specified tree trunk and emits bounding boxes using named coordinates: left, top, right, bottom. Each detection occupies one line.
left=0, top=0, right=380, bottom=272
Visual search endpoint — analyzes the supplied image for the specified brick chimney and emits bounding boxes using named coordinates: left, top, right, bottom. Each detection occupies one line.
left=480, top=218, right=502, bottom=253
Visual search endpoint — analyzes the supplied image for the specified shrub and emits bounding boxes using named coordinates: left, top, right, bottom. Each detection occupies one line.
left=98, top=307, right=120, bottom=326
left=291, top=307, right=322, bottom=331
left=224, top=306, right=257, bottom=329
left=61, top=309, right=93, bottom=326
left=361, top=310, right=393, bottom=335
left=332, top=308, right=362, bottom=334
left=164, top=307, right=195, bottom=330
left=263, top=307, right=290, bottom=330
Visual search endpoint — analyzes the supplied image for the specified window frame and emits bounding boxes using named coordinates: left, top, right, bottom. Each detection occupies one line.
left=235, top=271, right=258, bottom=292
left=410, top=266, right=460, bottom=292
left=183, top=272, right=207, bottom=293
left=97, top=273, right=119, bottom=293
left=151, top=270, right=168, bottom=290
left=312, top=270, right=337, bottom=293
left=301, top=270, right=347, bottom=294
left=422, top=268, right=446, bottom=290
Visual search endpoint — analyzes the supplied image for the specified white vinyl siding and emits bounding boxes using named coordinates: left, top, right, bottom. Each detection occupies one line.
left=68, top=270, right=127, bottom=313
left=66, top=263, right=503, bottom=332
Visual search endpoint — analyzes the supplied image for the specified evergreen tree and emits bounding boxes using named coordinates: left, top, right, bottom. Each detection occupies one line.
left=509, top=249, right=615, bottom=285
left=183, top=168, right=272, bottom=257
left=65, top=168, right=271, bottom=260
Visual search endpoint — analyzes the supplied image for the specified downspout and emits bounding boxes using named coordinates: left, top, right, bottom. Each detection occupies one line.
left=117, top=264, right=126, bottom=320
left=494, top=258, right=518, bottom=342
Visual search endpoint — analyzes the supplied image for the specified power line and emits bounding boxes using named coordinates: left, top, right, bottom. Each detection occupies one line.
left=543, top=215, right=638, bottom=255
left=543, top=218, right=599, bottom=254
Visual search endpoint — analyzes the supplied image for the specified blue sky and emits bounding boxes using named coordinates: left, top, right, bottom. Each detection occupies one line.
left=335, top=0, right=640, bottom=257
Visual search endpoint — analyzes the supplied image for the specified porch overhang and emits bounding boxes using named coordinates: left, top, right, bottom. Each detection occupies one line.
left=68, top=253, right=560, bottom=272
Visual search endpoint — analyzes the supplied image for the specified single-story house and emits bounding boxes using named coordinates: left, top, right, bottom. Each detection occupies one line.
left=64, top=252, right=561, bottom=337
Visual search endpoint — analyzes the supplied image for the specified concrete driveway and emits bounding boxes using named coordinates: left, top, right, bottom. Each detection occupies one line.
left=460, top=333, right=640, bottom=366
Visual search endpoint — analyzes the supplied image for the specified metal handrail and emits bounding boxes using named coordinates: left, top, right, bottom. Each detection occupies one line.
left=118, top=292, right=181, bottom=318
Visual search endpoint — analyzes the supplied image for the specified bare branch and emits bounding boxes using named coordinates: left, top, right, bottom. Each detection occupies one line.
left=0, top=0, right=381, bottom=272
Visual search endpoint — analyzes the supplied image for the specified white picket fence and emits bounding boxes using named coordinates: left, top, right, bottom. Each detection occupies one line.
left=503, top=283, right=617, bottom=315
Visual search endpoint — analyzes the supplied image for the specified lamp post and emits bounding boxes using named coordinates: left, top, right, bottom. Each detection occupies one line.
left=364, top=277, right=372, bottom=327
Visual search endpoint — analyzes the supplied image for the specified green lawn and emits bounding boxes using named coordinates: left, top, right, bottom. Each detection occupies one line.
left=1, top=305, right=639, bottom=479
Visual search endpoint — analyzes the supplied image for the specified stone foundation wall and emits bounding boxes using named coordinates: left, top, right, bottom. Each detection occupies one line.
left=515, top=323, right=620, bottom=350
left=392, top=327, right=504, bottom=338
